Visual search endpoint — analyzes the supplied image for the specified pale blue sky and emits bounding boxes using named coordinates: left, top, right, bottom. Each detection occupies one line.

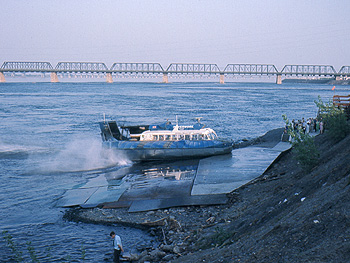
left=0, top=0, right=349, bottom=71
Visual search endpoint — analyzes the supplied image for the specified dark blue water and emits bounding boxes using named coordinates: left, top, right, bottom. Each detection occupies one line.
left=0, top=81, right=348, bottom=261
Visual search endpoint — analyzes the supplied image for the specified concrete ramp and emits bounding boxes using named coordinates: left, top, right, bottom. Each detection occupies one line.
left=191, top=143, right=291, bottom=195
left=57, top=141, right=292, bottom=211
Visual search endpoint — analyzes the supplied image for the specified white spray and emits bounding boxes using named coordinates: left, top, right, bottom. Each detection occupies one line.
left=40, top=137, right=131, bottom=173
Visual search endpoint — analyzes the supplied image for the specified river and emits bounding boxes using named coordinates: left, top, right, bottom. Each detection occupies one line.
left=0, top=81, right=347, bottom=261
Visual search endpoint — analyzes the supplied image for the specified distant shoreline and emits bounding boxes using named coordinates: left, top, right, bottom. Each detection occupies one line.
left=283, top=78, right=350, bottom=85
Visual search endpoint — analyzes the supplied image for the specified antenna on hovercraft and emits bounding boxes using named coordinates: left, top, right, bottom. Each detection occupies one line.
left=195, top=117, right=203, bottom=123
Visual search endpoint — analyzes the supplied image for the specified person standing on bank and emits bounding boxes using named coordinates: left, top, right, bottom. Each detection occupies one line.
left=110, top=231, right=124, bottom=263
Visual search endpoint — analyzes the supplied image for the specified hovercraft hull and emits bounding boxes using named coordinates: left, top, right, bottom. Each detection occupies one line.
left=99, top=120, right=233, bottom=161
left=103, top=140, right=232, bottom=161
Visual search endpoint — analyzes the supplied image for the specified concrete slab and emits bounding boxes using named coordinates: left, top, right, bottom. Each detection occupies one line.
left=57, top=187, right=98, bottom=207
left=191, top=146, right=284, bottom=195
left=83, top=170, right=129, bottom=188
left=128, top=194, right=228, bottom=212
left=120, top=177, right=193, bottom=201
left=102, top=200, right=133, bottom=209
left=271, top=141, right=292, bottom=152
left=84, top=186, right=128, bottom=206
left=81, top=175, right=109, bottom=188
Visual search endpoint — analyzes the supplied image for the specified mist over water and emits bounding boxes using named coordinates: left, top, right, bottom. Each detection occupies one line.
left=37, top=136, right=132, bottom=173
left=0, top=81, right=348, bottom=261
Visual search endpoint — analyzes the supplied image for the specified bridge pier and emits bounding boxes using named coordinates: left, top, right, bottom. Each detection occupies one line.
left=219, top=73, right=225, bottom=84
left=0, top=72, right=5, bottom=83
left=106, top=73, right=113, bottom=83
left=162, top=73, right=169, bottom=83
left=50, top=72, right=59, bottom=83
left=276, top=74, right=282, bottom=85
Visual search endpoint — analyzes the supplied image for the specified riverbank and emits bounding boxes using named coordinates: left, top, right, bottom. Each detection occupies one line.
left=282, top=78, right=350, bottom=85
left=64, top=128, right=350, bottom=262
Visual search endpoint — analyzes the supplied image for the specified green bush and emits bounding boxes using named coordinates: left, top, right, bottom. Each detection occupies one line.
left=2, top=230, right=23, bottom=262
left=292, top=133, right=320, bottom=171
left=2, top=230, right=84, bottom=262
left=282, top=115, right=319, bottom=171
left=315, top=96, right=350, bottom=142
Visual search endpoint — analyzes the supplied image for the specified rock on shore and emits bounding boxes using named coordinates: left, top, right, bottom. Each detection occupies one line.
left=64, top=128, right=350, bottom=262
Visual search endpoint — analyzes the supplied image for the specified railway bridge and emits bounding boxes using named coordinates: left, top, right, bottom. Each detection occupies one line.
left=0, top=61, right=349, bottom=84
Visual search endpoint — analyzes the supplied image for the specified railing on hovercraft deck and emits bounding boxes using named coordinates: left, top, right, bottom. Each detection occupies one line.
left=333, top=95, right=350, bottom=108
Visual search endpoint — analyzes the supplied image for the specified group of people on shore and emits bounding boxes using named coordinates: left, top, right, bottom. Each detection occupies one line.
left=291, top=117, right=324, bottom=134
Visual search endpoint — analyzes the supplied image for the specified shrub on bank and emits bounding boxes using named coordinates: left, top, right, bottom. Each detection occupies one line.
left=282, top=115, right=319, bottom=171
left=315, top=96, right=350, bottom=142
left=282, top=95, right=350, bottom=171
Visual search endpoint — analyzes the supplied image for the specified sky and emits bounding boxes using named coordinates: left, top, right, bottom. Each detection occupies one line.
left=0, top=0, right=349, bottom=72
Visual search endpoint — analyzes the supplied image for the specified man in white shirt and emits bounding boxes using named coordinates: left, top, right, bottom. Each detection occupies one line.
left=110, top=231, right=124, bottom=263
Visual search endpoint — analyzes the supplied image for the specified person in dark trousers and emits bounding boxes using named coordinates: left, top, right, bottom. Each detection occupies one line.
left=110, top=231, right=124, bottom=263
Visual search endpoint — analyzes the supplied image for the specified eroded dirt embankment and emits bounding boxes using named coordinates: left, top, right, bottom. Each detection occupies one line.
left=173, top=131, right=350, bottom=263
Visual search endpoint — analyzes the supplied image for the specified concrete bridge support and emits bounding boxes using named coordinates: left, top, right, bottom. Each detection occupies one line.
left=219, top=73, right=225, bottom=84
left=106, top=73, right=113, bottom=83
left=0, top=72, right=5, bottom=82
left=276, top=74, right=282, bottom=85
left=163, top=73, right=169, bottom=83
left=50, top=72, right=59, bottom=83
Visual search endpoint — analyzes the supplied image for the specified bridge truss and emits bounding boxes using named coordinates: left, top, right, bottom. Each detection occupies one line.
left=223, top=64, right=278, bottom=75
left=55, top=62, right=109, bottom=73
left=0, top=61, right=349, bottom=83
left=110, top=63, right=164, bottom=79
left=281, top=65, right=336, bottom=76
left=338, top=66, right=350, bottom=75
left=1, top=61, right=53, bottom=72
left=110, top=63, right=163, bottom=73
left=166, top=63, right=220, bottom=74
